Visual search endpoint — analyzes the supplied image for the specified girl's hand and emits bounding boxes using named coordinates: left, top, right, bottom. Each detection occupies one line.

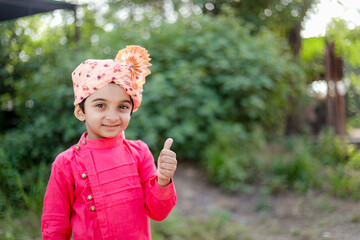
left=157, top=138, right=177, bottom=187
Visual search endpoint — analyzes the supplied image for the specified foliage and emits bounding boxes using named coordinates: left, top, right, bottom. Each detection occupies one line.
left=269, top=142, right=319, bottom=193
left=0, top=208, right=41, bottom=240
left=311, top=129, right=349, bottom=165
left=120, top=16, right=304, bottom=159
left=0, top=208, right=252, bottom=240
left=103, top=0, right=319, bottom=33
left=327, top=144, right=360, bottom=200
left=326, top=19, right=360, bottom=69
left=301, top=20, right=360, bottom=131
left=326, top=20, right=360, bottom=127
left=203, top=123, right=266, bottom=192
left=301, top=37, right=325, bottom=81
left=1, top=0, right=359, bottom=225
left=0, top=7, right=304, bottom=212
left=179, top=0, right=320, bottom=37
left=302, top=37, right=325, bottom=62
left=309, top=19, right=360, bottom=131
left=0, top=12, right=84, bottom=211
left=151, top=210, right=253, bottom=240
left=0, top=2, right=360, bottom=238
left=264, top=0, right=319, bottom=37
left=204, top=127, right=360, bottom=199
left=346, top=74, right=360, bottom=130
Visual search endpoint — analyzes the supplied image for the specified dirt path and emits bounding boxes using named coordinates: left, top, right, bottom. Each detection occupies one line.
left=173, top=162, right=360, bottom=240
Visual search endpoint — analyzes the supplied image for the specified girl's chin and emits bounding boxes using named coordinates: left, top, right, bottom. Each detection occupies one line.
left=87, top=130, right=121, bottom=139
left=100, top=131, right=120, bottom=138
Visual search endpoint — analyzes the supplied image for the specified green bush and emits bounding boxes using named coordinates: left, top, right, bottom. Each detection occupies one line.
left=0, top=13, right=306, bottom=210
left=203, top=123, right=265, bottom=192
left=311, top=129, right=350, bottom=165
left=327, top=145, right=360, bottom=200
left=0, top=208, right=41, bottom=240
left=0, top=209, right=252, bottom=240
left=121, top=16, right=305, bottom=159
left=203, top=126, right=360, bottom=198
left=151, top=210, right=253, bottom=240
left=269, top=140, right=320, bottom=193
left=203, top=127, right=321, bottom=194
left=0, top=43, right=86, bottom=211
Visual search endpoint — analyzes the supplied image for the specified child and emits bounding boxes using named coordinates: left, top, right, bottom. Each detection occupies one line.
left=41, top=45, right=177, bottom=239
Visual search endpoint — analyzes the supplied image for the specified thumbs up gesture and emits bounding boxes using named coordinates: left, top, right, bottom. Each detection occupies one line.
left=157, top=138, right=178, bottom=187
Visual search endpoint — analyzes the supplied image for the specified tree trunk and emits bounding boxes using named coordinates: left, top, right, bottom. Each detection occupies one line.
left=325, top=42, right=346, bottom=135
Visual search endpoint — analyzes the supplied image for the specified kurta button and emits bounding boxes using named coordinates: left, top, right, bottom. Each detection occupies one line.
left=87, top=195, right=93, bottom=201
left=81, top=140, right=86, bottom=145
left=44, top=223, right=48, bottom=229
left=75, top=146, right=80, bottom=150
left=90, top=206, right=96, bottom=211
left=81, top=173, right=87, bottom=179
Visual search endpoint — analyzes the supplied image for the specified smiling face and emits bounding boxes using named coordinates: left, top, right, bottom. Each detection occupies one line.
left=74, top=83, right=132, bottom=139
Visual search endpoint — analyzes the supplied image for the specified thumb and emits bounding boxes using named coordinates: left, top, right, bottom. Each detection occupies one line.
left=163, top=138, right=173, bottom=150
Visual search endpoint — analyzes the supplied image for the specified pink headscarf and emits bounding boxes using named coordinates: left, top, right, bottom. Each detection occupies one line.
left=71, top=45, right=151, bottom=112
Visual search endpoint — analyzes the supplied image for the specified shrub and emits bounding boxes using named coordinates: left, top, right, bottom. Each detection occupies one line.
left=327, top=145, right=360, bottom=200
left=0, top=14, right=305, bottom=210
left=203, top=126, right=360, bottom=198
left=203, top=123, right=265, bottom=192
left=122, top=16, right=305, bottom=159
left=311, top=129, right=350, bottom=165
left=151, top=210, right=253, bottom=240
left=269, top=140, right=320, bottom=193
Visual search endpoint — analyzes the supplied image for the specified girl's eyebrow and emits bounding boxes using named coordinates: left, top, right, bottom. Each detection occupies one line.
left=91, top=98, right=132, bottom=104
left=91, top=98, right=107, bottom=102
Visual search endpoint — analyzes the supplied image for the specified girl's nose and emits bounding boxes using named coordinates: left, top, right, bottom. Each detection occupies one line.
left=105, top=112, right=120, bottom=122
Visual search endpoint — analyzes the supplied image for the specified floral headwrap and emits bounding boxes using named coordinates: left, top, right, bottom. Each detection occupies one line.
left=71, top=45, right=151, bottom=112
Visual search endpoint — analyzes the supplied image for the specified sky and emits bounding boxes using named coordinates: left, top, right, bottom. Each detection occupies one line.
left=302, top=0, right=360, bottom=38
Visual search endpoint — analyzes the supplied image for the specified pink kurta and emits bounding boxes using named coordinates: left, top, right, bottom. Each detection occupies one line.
left=41, top=132, right=176, bottom=239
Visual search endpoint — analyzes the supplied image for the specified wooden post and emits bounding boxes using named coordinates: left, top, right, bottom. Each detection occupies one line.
left=325, top=41, right=346, bottom=135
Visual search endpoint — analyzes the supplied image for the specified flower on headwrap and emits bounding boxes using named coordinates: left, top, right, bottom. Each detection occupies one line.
left=115, top=45, right=151, bottom=89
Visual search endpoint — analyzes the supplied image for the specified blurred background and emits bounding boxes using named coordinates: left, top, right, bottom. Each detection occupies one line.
left=0, top=0, right=360, bottom=239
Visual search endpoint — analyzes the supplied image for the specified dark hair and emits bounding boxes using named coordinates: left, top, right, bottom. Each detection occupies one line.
left=79, top=98, right=86, bottom=113
left=130, top=98, right=134, bottom=114
left=78, top=97, right=134, bottom=115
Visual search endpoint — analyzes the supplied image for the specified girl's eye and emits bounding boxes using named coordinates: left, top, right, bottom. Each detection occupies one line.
left=119, top=105, right=129, bottom=110
left=95, top=103, right=105, bottom=108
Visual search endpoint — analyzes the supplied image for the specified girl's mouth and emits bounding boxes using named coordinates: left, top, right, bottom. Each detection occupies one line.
left=102, top=124, right=120, bottom=128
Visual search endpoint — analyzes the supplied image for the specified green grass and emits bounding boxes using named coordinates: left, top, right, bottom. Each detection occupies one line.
left=152, top=210, right=253, bottom=240
left=0, top=208, right=41, bottom=240
left=0, top=209, right=252, bottom=240
left=203, top=128, right=360, bottom=200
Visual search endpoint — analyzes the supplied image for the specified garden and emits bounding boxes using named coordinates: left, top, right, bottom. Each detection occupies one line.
left=1, top=0, right=360, bottom=239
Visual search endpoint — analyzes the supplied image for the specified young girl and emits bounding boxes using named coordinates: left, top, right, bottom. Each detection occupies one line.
left=41, top=45, right=177, bottom=239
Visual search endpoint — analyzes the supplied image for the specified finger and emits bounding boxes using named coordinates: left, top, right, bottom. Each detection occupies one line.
left=159, top=156, right=177, bottom=164
left=158, top=169, right=175, bottom=179
left=163, top=138, right=173, bottom=150
left=160, top=162, right=177, bottom=171
left=160, top=149, right=176, bottom=158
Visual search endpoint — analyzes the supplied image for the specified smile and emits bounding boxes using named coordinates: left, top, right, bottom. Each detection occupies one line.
left=102, top=124, right=120, bottom=128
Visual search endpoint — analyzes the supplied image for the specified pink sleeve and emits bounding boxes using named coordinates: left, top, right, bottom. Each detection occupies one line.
left=138, top=142, right=177, bottom=221
left=41, top=156, right=74, bottom=239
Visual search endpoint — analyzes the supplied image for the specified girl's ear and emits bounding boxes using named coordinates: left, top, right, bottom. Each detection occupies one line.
left=74, top=105, right=85, bottom=121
